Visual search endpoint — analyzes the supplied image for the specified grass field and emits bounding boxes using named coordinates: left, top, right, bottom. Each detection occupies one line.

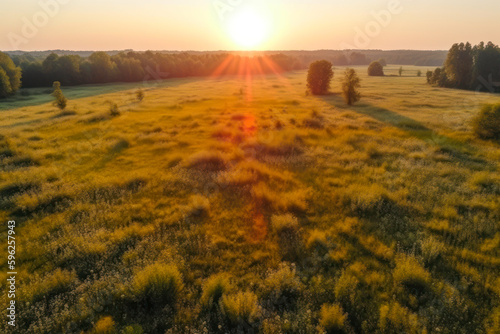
left=1, top=65, right=499, bottom=333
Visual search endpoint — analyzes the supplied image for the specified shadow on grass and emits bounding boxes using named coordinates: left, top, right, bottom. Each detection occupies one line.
left=320, top=93, right=490, bottom=169
left=0, top=76, right=206, bottom=111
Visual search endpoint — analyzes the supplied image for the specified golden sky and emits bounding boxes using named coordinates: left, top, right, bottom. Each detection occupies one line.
left=1, top=0, right=499, bottom=51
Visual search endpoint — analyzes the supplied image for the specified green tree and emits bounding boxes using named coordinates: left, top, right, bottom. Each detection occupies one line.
left=307, top=60, right=334, bottom=95
left=368, top=61, right=384, bottom=76
left=0, top=52, right=22, bottom=98
left=417, top=70, right=422, bottom=77
left=445, top=42, right=473, bottom=89
left=472, top=41, right=500, bottom=92
left=52, top=81, right=67, bottom=110
left=426, top=70, right=433, bottom=83
left=399, top=66, right=404, bottom=77
left=89, top=52, right=117, bottom=83
left=342, top=68, right=361, bottom=105
left=57, top=55, right=82, bottom=85
left=472, top=103, right=500, bottom=140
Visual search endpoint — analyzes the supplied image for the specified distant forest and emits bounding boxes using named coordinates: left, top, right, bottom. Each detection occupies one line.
left=1, top=49, right=447, bottom=90
left=427, top=42, right=500, bottom=93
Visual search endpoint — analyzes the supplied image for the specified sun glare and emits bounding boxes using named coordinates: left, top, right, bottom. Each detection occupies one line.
left=228, top=9, right=270, bottom=49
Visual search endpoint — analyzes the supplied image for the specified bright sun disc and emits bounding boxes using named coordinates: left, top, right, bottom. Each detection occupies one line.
left=228, top=9, right=269, bottom=49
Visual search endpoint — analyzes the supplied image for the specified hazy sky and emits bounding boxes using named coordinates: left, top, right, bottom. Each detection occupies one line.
left=1, top=0, right=499, bottom=51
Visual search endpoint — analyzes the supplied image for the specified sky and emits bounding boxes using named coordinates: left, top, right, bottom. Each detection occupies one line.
left=1, top=0, right=499, bottom=51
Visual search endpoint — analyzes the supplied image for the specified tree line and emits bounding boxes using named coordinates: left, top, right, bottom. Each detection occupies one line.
left=427, top=41, right=500, bottom=93
left=0, top=51, right=305, bottom=96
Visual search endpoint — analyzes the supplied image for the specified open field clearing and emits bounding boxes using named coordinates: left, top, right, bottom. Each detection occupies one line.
left=1, top=66, right=499, bottom=333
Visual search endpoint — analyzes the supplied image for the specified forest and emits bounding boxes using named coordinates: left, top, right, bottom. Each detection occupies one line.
left=0, top=49, right=449, bottom=96
left=427, top=42, right=500, bottom=93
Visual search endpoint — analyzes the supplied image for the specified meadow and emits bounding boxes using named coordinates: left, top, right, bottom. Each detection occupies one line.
left=1, top=65, right=499, bottom=333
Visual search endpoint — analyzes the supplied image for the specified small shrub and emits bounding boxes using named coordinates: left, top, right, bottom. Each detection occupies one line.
left=334, top=270, right=360, bottom=306
left=109, top=103, right=120, bottom=117
left=52, top=81, right=67, bottom=110
left=136, top=89, right=144, bottom=102
left=26, top=269, right=77, bottom=303
left=275, top=119, right=283, bottom=129
left=420, top=236, right=445, bottom=266
left=393, top=255, right=431, bottom=293
left=271, top=214, right=299, bottom=237
left=132, top=263, right=183, bottom=306
left=302, top=117, right=324, bottom=129
left=186, top=194, right=210, bottom=217
left=472, top=103, right=500, bottom=140
left=262, top=263, right=302, bottom=309
left=320, top=303, right=347, bottom=333
left=121, top=325, right=144, bottom=334
left=201, top=273, right=231, bottom=310
left=379, top=302, right=421, bottom=334
left=341, top=68, right=361, bottom=105
left=417, top=70, right=422, bottom=77
left=485, top=307, right=500, bottom=334
left=220, top=291, right=261, bottom=327
left=306, top=229, right=328, bottom=253
left=368, top=61, right=384, bottom=76
left=92, top=316, right=116, bottom=334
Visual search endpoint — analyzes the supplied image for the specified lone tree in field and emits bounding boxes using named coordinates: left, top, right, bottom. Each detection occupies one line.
left=136, top=89, right=145, bottom=102
left=341, top=68, right=361, bottom=105
left=399, top=66, right=404, bottom=77
left=307, top=60, right=333, bottom=95
left=368, top=61, right=384, bottom=76
left=52, top=81, right=67, bottom=110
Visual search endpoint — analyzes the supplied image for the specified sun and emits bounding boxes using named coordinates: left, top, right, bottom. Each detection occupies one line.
left=227, top=8, right=270, bottom=49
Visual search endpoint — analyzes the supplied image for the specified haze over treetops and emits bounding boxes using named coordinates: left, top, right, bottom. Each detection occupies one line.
left=2, top=0, right=500, bottom=51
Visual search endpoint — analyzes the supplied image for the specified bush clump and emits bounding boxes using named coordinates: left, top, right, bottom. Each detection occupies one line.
left=472, top=103, right=500, bottom=140
left=220, top=291, right=261, bottom=327
left=379, top=302, right=421, bottom=334
left=201, top=273, right=231, bottom=310
left=307, top=60, right=334, bottom=95
left=52, top=81, right=67, bottom=110
left=136, top=89, right=144, bottom=102
left=393, top=255, right=431, bottom=293
left=367, top=61, right=384, bottom=76
left=271, top=214, right=299, bottom=237
left=26, top=269, right=77, bottom=303
left=320, top=303, right=347, bottom=333
left=132, top=263, right=183, bottom=306
left=306, top=229, right=329, bottom=254
left=109, top=103, right=120, bottom=117
left=262, top=263, right=302, bottom=309
left=92, top=316, right=117, bottom=334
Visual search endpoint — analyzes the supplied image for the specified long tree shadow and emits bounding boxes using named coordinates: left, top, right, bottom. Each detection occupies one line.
left=320, top=94, right=491, bottom=170
left=0, top=76, right=207, bottom=111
